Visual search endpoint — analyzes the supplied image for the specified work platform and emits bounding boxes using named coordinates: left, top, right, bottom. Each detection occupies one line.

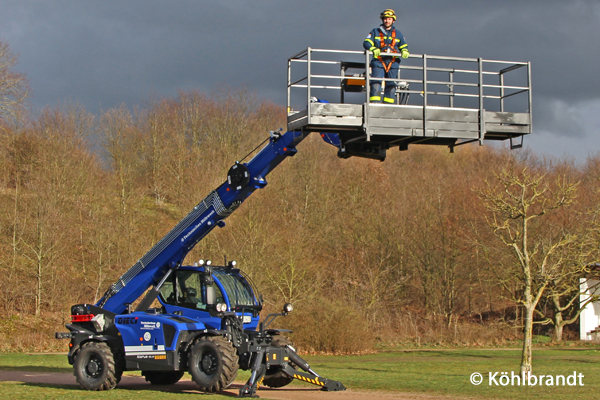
left=287, top=48, right=532, bottom=159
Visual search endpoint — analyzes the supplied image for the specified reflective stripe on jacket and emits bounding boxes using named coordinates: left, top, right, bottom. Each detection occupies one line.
left=363, top=24, right=407, bottom=68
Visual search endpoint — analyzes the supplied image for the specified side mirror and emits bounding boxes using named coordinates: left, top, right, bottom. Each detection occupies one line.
left=259, top=302, right=294, bottom=332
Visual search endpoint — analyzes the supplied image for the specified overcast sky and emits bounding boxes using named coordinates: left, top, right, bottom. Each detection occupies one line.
left=1, top=1, right=599, bottom=161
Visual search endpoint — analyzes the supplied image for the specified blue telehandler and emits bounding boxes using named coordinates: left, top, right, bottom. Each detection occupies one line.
left=56, top=129, right=347, bottom=397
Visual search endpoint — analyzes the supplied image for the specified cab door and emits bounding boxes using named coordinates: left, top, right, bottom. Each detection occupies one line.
left=158, top=270, right=224, bottom=329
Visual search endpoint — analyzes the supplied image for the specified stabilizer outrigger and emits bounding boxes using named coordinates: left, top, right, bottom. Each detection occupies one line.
left=239, top=305, right=345, bottom=397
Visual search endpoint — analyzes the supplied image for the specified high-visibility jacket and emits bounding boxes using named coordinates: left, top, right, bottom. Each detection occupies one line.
left=363, top=24, right=407, bottom=70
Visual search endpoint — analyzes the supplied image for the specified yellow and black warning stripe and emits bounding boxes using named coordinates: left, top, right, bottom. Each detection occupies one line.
left=293, top=374, right=325, bottom=386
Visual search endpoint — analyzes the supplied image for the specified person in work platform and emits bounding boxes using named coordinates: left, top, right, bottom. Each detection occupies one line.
left=363, top=9, right=409, bottom=104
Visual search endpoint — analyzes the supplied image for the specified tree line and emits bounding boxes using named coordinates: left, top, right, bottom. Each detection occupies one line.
left=1, top=41, right=599, bottom=363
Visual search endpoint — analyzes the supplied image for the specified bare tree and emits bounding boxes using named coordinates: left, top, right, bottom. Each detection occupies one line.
left=477, top=164, right=583, bottom=375
left=0, top=41, right=28, bottom=123
left=543, top=275, right=599, bottom=342
left=19, top=206, right=61, bottom=316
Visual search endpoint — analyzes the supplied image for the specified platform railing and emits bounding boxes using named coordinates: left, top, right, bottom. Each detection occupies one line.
left=287, top=48, right=531, bottom=145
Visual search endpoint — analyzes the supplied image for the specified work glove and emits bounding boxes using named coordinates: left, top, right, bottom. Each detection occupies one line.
left=371, top=47, right=381, bottom=58
left=401, top=49, right=409, bottom=59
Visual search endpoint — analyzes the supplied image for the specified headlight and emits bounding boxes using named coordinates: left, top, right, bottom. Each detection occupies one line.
left=216, top=303, right=227, bottom=312
left=283, top=303, right=293, bottom=313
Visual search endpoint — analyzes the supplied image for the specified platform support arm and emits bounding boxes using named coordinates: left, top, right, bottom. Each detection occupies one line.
left=423, top=54, right=428, bottom=137
left=478, top=57, right=484, bottom=145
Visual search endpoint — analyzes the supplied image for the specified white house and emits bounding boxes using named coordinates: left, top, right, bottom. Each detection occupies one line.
left=580, top=278, right=600, bottom=340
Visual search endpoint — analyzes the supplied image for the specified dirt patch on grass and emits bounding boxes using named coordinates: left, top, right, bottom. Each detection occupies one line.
left=0, top=370, right=478, bottom=400
left=249, top=386, right=471, bottom=400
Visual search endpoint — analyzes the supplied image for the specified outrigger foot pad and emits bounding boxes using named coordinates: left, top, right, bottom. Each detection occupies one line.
left=238, top=385, right=260, bottom=398
left=322, top=380, right=346, bottom=391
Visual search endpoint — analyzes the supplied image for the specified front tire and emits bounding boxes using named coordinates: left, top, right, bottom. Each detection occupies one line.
left=142, top=370, right=184, bottom=385
left=263, top=335, right=297, bottom=388
left=189, top=336, right=238, bottom=392
left=73, top=341, right=119, bottom=391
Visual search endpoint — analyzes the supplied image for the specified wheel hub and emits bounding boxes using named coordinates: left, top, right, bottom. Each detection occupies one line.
left=86, top=357, right=101, bottom=377
left=200, top=352, right=217, bottom=374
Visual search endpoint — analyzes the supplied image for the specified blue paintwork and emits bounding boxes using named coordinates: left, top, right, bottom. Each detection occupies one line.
left=115, top=312, right=205, bottom=353
left=320, top=132, right=341, bottom=148
left=115, top=264, right=260, bottom=350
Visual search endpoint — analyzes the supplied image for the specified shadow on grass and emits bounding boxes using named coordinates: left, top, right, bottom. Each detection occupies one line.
left=18, top=380, right=225, bottom=396
left=0, top=366, right=72, bottom=373
left=21, top=382, right=75, bottom=391
left=342, top=366, right=396, bottom=373
left=547, top=347, right=600, bottom=352
left=562, top=358, right=599, bottom=364
left=386, top=350, right=501, bottom=359
left=20, top=382, right=234, bottom=397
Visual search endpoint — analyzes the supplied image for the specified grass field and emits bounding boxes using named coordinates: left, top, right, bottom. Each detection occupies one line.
left=1, top=347, right=600, bottom=399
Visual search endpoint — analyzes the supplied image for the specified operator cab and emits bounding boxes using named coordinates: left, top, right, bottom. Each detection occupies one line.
left=157, top=260, right=262, bottom=330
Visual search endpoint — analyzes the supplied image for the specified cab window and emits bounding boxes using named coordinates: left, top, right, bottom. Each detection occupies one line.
left=159, top=271, right=223, bottom=311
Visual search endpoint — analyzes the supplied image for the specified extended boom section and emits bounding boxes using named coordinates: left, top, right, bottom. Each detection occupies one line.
left=97, top=129, right=309, bottom=315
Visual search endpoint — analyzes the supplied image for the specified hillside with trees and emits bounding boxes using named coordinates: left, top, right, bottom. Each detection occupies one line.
left=1, top=41, right=599, bottom=356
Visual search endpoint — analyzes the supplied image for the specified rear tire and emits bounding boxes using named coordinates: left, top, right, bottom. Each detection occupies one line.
left=112, top=347, right=125, bottom=384
left=263, top=335, right=296, bottom=388
left=73, top=341, right=119, bottom=391
left=189, top=336, right=238, bottom=392
left=142, top=370, right=184, bottom=385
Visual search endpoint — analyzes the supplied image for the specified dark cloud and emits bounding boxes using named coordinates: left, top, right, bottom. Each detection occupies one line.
left=0, top=0, right=599, bottom=158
